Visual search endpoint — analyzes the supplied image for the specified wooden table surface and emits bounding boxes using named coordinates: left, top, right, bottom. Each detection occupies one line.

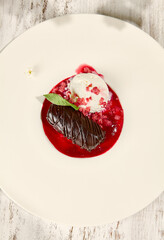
left=0, top=1, right=164, bottom=239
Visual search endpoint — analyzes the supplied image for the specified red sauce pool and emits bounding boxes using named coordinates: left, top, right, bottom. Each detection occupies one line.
left=41, top=65, right=124, bottom=158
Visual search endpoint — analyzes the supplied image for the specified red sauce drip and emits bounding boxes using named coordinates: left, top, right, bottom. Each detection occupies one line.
left=41, top=65, right=124, bottom=158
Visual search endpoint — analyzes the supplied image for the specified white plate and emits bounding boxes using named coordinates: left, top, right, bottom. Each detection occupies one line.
left=0, top=14, right=163, bottom=226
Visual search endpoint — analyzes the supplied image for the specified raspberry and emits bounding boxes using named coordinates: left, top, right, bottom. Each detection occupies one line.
left=98, top=119, right=103, bottom=125
left=114, top=115, right=121, bottom=120
left=66, top=90, right=71, bottom=96
left=86, top=107, right=91, bottom=112
left=79, top=108, right=89, bottom=116
left=86, top=96, right=92, bottom=102
left=114, top=106, right=121, bottom=114
left=60, top=81, right=67, bottom=87
left=102, top=102, right=107, bottom=108
left=106, top=100, right=112, bottom=110
left=103, top=119, right=112, bottom=127
left=91, top=112, right=99, bottom=122
left=86, top=84, right=93, bottom=91
left=76, top=97, right=87, bottom=106
left=102, top=115, right=108, bottom=120
left=58, top=81, right=67, bottom=92
left=79, top=107, right=83, bottom=112
left=52, top=88, right=58, bottom=93
left=99, top=97, right=104, bottom=105
left=69, top=99, right=74, bottom=104
left=91, top=87, right=100, bottom=95
left=74, top=93, right=78, bottom=98
left=65, top=91, right=71, bottom=100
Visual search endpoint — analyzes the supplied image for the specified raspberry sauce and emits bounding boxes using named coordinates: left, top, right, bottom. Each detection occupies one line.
left=41, top=65, right=124, bottom=158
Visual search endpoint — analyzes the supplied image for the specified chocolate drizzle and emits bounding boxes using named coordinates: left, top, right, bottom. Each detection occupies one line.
left=47, top=104, right=105, bottom=151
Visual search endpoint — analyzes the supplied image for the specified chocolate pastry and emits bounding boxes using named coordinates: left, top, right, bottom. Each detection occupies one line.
left=47, top=104, right=105, bottom=151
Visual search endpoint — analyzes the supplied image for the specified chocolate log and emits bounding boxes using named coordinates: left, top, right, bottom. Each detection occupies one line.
left=47, top=104, right=105, bottom=151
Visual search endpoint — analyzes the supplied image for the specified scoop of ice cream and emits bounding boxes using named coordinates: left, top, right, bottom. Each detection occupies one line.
left=69, top=73, right=112, bottom=113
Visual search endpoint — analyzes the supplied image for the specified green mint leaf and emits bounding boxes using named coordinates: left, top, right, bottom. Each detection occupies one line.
left=44, top=93, right=79, bottom=111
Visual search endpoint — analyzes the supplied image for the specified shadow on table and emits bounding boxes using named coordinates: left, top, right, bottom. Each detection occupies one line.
left=97, top=0, right=152, bottom=29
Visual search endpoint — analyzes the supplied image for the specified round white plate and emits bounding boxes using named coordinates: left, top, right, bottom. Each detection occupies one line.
left=0, top=14, right=163, bottom=226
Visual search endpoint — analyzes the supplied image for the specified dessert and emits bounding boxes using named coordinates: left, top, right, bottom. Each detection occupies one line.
left=69, top=73, right=112, bottom=113
left=47, top=105, right=105, bottom=151
left=41, top=65, right=124, bottom=158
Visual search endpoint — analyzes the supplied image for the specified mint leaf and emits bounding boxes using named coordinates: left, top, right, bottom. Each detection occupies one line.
left=44, top=93, right=79, bottom=111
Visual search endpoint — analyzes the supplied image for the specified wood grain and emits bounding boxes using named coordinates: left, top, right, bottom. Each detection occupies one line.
left=0, top=0, right=164, bottom=239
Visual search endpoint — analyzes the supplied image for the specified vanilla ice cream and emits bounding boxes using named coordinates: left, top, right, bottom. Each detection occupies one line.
left=69, top=73, right=112, bottom=113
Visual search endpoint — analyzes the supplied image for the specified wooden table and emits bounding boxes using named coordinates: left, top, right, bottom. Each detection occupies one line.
left=0, top=1, right=164, bottom=239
